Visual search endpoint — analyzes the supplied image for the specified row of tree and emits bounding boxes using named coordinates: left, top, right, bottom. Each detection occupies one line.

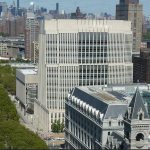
left=0, top=64, right=48, bottom=149
left=0, top=65, right=16, bottom=95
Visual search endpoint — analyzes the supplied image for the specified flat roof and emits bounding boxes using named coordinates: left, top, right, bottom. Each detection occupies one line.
left=9, top=63, right=36, bottom=69
left=78, top=86, right=126, bottom=104
left=76, top=84, right=150, bottom=104
left=19, top=69, right=38, bottom=75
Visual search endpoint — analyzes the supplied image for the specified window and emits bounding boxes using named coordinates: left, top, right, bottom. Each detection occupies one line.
left=136, top=133, right=144, bottom=141
left=109, top=121, right=111, bottom=127
left=121, top=121, right=123, bottom=126
left=139, top=113, right=143, bottom=120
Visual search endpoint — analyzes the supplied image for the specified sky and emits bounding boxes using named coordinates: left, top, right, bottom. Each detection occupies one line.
left=5, top=0, right=150, bottom=16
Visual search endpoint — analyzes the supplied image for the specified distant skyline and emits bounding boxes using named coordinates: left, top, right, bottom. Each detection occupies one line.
left=4, top=0, right=150, bottom=16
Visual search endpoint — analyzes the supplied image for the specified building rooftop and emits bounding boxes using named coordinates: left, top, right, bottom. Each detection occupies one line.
left=129, top=87, right=149, bottom=119
left=70, top=84, right=150, bottom=119
left=27, top=12, right=35, bottom=19
left=10, top=63, right=36, bottom=68
left=77, top=86, right=128, bottom=104
left=19, top=69, right=38, bottom=75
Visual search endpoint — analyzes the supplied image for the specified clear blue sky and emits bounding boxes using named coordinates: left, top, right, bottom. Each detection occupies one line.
left=5, top=0, right=150, bottom=16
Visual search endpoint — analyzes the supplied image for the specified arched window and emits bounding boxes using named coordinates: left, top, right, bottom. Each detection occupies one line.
left=136, top=133, right=144, bottom=141
left=139, top=113, right=143, bottom=120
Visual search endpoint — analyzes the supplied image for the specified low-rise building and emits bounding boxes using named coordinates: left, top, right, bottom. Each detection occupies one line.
left=16, top=68, right=38, bottom=114
left=16, top=68, right=49, bottom=132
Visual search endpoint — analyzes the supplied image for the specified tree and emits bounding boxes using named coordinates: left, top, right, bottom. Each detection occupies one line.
left=51, top=120, right=58, bottom=132
left=51, top=119, right=64, bottom=133
left=0, top=84, right=48, bottom=149
left=60, top=121, right=65, bottom=132
left=0, top=65, right=16, bottom=95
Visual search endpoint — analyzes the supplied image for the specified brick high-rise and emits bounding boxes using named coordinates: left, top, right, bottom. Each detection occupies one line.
left=25, top=12, right=39, bottom=60
left=116, top=0, right=143, bottom=54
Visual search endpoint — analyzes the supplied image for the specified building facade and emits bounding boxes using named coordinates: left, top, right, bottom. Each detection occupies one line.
left=133, top=48, right=150, bottom=83
left=16, top=68, right=49, bottom=131
left=0, top=2, right=7, bottom=17
left=0, top=17, right=25, bottom=37
left=37, top=19, right=133, bottom=131
left=31, top=41, right=39, bottom=64
left=65, top=85, right=150, bottom=149
left=25, top=12, right=39, bottom=60
left=16, top=69, right=38, bottom=114
left=0, top=42, right=8, bottom=57
left=116, top=0, right=143, bottom=54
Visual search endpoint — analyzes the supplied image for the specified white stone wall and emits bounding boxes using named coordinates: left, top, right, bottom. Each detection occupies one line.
left=34, top=100, right=49, bottom=132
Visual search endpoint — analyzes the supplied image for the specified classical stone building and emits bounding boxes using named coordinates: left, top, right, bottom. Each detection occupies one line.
left=65, top=85, right=150, bottom=149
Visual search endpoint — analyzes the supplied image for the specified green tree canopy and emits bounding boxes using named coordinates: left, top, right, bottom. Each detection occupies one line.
left=0, top=70, right=48, bottom=149
left=51, top=119, right=64, bottom=133
left=0, top=65, right=16, bottom=95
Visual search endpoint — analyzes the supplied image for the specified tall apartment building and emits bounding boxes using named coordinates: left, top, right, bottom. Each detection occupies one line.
left=0, top=16, right=25, bottom=37
left=116, top=0, right=143, bottom=54
left=0, top=2, right=7, bottom=17
left=25, top=12, right=39, bottom=60
left=4, top=17, right=25, bottom=37
left=36, top=19, right=133, bottom=131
